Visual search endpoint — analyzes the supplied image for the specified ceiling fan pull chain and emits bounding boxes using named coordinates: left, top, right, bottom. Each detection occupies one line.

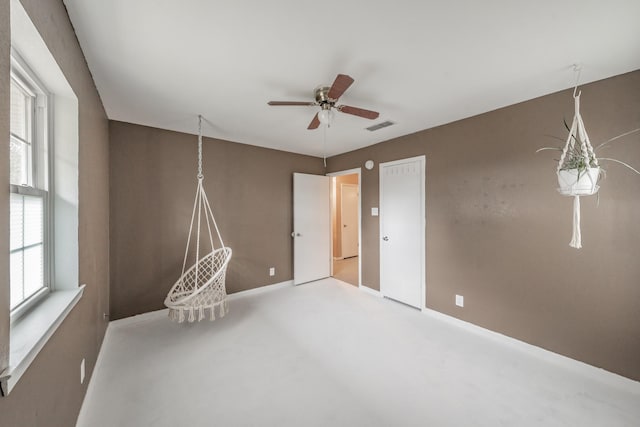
left=323, top=124, right=327, bottom=167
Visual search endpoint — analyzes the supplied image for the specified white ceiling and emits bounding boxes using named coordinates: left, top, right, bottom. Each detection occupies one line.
left=63, top=0, right=640, bottom=157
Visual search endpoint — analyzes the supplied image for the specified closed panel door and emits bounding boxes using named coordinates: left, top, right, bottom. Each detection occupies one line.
left=293, top=173, right=331, bottom=285
left=380, top=157, right=425, bottom=308
left=340, top=184, right=359, bottom=258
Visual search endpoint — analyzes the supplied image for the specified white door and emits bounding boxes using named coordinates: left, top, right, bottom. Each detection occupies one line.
left=340, top=184, right=359, bottom=258
left=379, top=156, right=425, bottom=308
left=293, top=173, right=331, bottom=285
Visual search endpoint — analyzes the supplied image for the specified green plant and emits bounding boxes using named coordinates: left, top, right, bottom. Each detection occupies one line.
left=537, top=123, right=640, bottom=176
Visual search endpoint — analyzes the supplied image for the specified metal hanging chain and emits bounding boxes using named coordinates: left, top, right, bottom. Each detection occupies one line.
left=197, top=114, right=204, bottom=179
left=323, top=122, right=327, bottom=167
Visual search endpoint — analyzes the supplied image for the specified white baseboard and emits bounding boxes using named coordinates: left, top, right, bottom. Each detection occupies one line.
left=228, top=280, right=293, bottom=299
left=359, top=285, right=381, bottom=297
left=110, top=280, right=295, bottom=328
left=422, top=308, right=640, bottom=392
left=110, top=308, right=168, bottom=327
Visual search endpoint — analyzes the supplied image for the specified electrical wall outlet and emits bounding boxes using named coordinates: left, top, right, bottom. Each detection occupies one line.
left=269, top=267, right=275, bottom=276
left=455, top=294, right=464, bottom=307
left=80, top=358, right=85, bottom=384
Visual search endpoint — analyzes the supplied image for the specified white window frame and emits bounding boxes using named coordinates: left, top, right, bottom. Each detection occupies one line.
left=9, top=49, right=54, bottom=322
left=3, top=0, right=82, bottom=396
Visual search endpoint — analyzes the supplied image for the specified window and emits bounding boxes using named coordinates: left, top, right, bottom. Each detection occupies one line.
left=9, top=56, right=51, bottom=315
left=3, top=1, right=81, bottom=396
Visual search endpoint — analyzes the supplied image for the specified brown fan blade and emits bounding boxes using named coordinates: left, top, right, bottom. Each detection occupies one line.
left=327, top=74, right=354, bottom=100
left=338, top=105, right=379, bottom=120
left=268, top=101, right=317, bottom=106
left=307, top=113, right=320, bottom=130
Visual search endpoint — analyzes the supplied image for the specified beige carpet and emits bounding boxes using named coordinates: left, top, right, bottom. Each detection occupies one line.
left=78, top=278, right=640, bottom=427
left=332, top=256, right=358, bottom=286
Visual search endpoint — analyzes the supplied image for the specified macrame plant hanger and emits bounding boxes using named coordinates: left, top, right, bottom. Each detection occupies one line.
left=164, top=115, right=232, bottom=322
left=556, top=66, right=599, bottom=249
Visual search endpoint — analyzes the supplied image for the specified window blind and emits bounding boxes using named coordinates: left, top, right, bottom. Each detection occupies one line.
left=10, top=193, right=44, bottom=309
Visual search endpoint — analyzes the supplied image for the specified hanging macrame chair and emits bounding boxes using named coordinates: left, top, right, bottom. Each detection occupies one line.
left=556, top=90, right=600, bottom=249
left=164, top=116, right=232, bottom=322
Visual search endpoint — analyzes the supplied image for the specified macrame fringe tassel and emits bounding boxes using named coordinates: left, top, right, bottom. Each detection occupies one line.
left=569, top=195, right=582, bottom=249
left=168, top=302, right=230, bottom=323
left=225, top=300, right=229, bottom=316
left=219, top=300, right=226, bottom=318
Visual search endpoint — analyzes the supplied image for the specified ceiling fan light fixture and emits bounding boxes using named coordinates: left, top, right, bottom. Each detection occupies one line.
left=318, top=108, right=334, bottom=125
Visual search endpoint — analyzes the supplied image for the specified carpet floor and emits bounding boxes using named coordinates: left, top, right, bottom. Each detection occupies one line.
left=78, top=278, right=640, bottom=427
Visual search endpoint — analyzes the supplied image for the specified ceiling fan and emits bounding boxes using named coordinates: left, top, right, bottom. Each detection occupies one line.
left=268, top=74, right=380, bottom=129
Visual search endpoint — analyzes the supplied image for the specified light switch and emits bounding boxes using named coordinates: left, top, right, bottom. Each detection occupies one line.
left=371, top=207, right=379, bottom=216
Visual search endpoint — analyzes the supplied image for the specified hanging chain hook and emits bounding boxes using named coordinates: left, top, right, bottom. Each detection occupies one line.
left=197, top=114, right=204, bottom=180
left=572, top=64, right=582, bottom=98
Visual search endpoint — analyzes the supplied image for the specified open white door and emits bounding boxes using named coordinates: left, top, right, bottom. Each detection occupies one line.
left=379, top=156, right=425, bottom=309
left=293, top=173, right=331, bottom=285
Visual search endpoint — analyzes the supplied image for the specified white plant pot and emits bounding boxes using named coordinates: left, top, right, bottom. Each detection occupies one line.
left=557, top=167, right=600, bottom=196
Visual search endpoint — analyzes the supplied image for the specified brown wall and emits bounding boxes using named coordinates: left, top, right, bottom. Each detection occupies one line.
left=327, top=70, right=640, bottom=381
left=0, top=4, right=635, bottom=426
left=109, top=121, right=324, bottom=320
left=332, top=174, right=359, bottom=258
left=0, top=0, right=110, bottom=425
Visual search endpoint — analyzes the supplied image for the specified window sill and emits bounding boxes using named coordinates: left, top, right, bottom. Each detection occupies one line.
left=1, top=285, right=85, bottom=396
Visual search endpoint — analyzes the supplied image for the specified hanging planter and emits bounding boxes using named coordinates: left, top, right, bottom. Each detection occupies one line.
left=555, top=92, right=598, bottom=248
left=537, top=69, right=640, bottom=249
left=557, top=167, right=600, bottom=196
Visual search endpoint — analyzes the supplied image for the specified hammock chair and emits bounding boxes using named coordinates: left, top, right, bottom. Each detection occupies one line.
left=165, top=116, right=232, bottom=322
left=556, top=90, right=600, bottom=249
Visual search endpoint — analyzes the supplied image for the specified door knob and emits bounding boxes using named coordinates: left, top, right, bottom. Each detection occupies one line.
left=291, top=232, right=302, bottom=238
left=382, top=236, right=389, bottom=241
left=343, top=224, right=347, bottom=228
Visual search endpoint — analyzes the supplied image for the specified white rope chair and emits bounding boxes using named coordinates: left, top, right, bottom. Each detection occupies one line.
left=165, top=116, right=232, bottom=322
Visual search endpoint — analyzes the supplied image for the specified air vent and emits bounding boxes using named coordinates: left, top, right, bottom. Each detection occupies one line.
left=366, top=120, right=395, bottom=132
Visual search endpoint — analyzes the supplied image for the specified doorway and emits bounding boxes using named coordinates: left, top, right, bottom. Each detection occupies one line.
left=328, top=169, right=361, bottom=287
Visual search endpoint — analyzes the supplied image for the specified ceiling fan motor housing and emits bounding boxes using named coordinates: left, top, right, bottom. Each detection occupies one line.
left=314, top=86, right=334, bottom=107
